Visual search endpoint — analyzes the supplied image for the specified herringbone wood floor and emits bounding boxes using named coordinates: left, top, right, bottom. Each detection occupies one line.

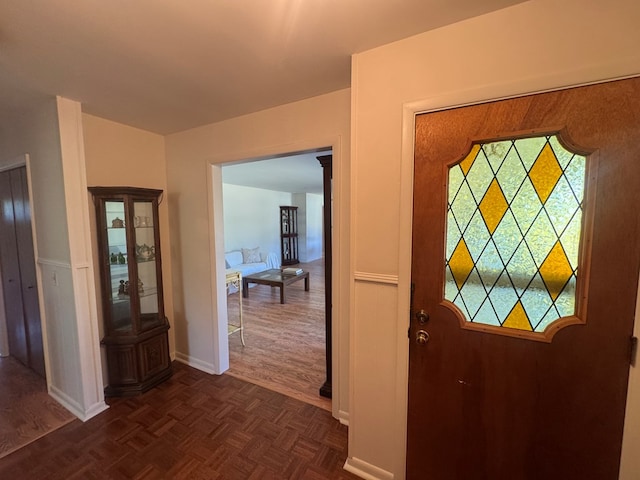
left=0, top=361, right=359, bottom=479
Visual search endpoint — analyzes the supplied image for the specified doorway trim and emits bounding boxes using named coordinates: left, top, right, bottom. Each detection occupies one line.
left=397, top=74, right=640, bottom=478
left=206, top=135, right=346, bottom=423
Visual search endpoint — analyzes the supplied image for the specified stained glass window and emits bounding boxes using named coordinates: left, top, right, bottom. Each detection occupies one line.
left=445, top=136, right=586, bottom=333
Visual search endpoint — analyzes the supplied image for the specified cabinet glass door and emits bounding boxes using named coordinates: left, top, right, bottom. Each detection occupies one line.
left=105, top=200, right=131, bottom=333
left=133, top=200, right=159, bottom=329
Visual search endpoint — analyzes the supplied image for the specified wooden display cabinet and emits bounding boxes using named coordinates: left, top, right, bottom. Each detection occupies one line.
left=89, top=186, right=171, bottom=396
left=280, top=205, right=299, bottom=265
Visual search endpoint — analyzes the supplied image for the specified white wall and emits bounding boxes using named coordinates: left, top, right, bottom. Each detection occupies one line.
left=82, top=113, right=174, bottom=373
left=165, top=89, right=351, bottom=423
left=222, top=183, right=289, bottom=257
left=0, top=97, right=107, bottom=421
left=292, top=192, right=323, bottom=263
left=349, top=0, right=640, bottom=479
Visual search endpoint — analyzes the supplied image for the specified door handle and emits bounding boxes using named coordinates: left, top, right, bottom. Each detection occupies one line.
left=416, top=330, right=430, bottom=345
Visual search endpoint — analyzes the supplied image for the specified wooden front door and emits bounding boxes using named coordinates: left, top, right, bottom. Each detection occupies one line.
left=407, top=78, right=640, bottom=479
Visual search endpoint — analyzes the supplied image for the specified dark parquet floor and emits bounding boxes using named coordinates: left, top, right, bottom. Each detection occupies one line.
left=0, top=361, right=360, bottom=479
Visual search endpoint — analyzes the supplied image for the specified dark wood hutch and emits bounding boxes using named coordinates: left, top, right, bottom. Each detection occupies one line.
left=89, top=186, right=171, bottom=396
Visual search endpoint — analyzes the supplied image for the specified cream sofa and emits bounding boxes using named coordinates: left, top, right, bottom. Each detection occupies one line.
left=225, top=250, right=267, bottom=277
left=225, top=249, right=280, bottom=292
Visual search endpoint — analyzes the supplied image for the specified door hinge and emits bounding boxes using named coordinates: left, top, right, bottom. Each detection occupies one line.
left=631, top=336, right=638, bottom=367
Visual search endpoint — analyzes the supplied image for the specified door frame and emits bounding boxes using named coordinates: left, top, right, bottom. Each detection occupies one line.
left=205, top=135, right=347, bottom=423
left=397, top=74, right=640, bottom=478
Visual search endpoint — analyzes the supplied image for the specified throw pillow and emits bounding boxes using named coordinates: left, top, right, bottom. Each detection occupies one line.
left=242, top=247, right=261, bottom=264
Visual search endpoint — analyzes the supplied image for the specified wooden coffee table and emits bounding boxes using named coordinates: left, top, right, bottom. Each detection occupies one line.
left=242, top=269, right=309, bottom=304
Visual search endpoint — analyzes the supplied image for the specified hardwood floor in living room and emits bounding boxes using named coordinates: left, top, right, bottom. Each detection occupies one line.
left=226, top=258, right=331, bottom=411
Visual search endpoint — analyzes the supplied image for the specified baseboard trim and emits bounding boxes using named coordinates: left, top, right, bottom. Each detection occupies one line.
left=338, top=409, right=350, bottom=426
left=49, top=384, right=109, bottom=422
left=344, top=456, right=394, bottom=480
left=174, top=351, right=217, bottom=374
left=80, top=401, right=110, bottom=421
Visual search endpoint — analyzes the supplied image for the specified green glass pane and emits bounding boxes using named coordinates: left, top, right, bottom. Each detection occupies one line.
left=488, top=273, right=519, bottom=321
left=445, top=268, right=458, bottom=300
left=475, top=300, right=501, bottom=326
left=492, top=210, right=521, bottom=264
left=537, top=307, right=562, bottom=332
left=560, top=213, right=582, bottom=270
left=510, top=179, right=541, bottom=233
left=483, top=140, right=512, bottom=172
left=446, top=210, right=462, bottom=259
left=506, top=241, right=538, bottom=285
left=545, top=175, right=579, bottom=235
left=496, top=147, right=527, bottom=202
left=448, top=166, right=464, bottom=204
left=549, top=136, right=574, bottom=169
left=459, top=269, right=485, bottom=317
left=450, top=181, right=475, bottom=229
left=475, top=241, right=503, bottom=287
left=520, top=273, right=553, bottom=327
left=524, top=212, right=557, bottom=266
left=463, top=210, right=491, bottom=261
left=555, top=277, right=577, bottom=317
left=564, top=156, right=586, bottom=203
left=513, top=137, right=547, bottom=170
left=466, top=150, right=493, bottom=202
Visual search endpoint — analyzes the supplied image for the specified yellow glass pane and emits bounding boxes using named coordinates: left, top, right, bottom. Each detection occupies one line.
left=539, top=241, right=574, bottom=300
left=459, top=144, right=480, bottom=175
left=449, top=239, right=474, bottom=289
left=502, top=301, right=532, bottom=331
left=478, top=179, right=508, bottom=234
left=529, top=143, right=562, bottom=204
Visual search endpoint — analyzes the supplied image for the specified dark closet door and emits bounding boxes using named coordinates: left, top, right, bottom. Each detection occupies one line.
left=0, top=166, right=45, bottom=377
left=11, top=168, right=45, bottom=376
left=0, top=170, right=28, bottom=367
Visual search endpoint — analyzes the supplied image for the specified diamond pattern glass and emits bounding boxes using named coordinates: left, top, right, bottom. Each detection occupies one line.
left=445, top=136, right=586, bottom=333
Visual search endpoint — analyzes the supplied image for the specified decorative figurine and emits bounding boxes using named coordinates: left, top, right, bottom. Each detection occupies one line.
left=136, top=243, right=155, bottom=261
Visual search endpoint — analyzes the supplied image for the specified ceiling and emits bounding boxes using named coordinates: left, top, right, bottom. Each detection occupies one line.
left=0, top=0, right=525, bottom=135
left=222, top=150, right=329, bottom=195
